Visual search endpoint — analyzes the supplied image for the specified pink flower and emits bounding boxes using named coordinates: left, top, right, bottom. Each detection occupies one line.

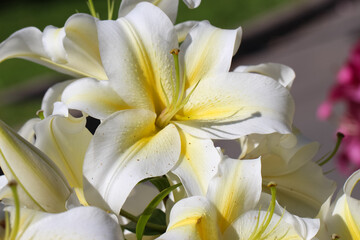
left=319, top=40, right=360, bottom=174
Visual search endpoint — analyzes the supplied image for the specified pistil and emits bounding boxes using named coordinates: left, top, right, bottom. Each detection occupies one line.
left=156, top=49, right=184, bottom=128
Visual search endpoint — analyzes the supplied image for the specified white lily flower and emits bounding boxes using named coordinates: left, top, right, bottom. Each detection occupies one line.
left=17, top=84, right=93, bottom=206
left=0, top=120, right=71, bottom=212
left=239, top=128, right=336, bottom=218
left=158, top=156, right=319, bottom=239
left=33, top=110, right=92, bottom=205
left=0, top=14, right=107, bottom=80
left=5, top=206, right=123, bottom=240
left=61, top=2, right=294, bottom=214
left=317, top=169, right=360, bottom=239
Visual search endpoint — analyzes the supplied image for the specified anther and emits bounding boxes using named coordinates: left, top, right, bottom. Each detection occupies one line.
left=331, top=233, right=340, bottom=239
left=7, top=180, right=17, bottom=187
left=170, top=49, right=180, bottom=55
left=267, top=182, right=277, bottom=188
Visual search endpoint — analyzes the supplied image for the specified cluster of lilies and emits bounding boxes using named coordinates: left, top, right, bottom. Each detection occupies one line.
left=0, top=0, right=359, bottom=239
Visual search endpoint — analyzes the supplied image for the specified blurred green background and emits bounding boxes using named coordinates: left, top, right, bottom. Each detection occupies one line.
left=0, top=0, right=300, bottom=128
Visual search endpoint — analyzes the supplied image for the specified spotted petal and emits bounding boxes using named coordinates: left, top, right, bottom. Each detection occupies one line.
left=174, top=72, right=294, bottom=139
left=98, top=2, right=178, bottom=113
left=171, top=130, right=220, bottom=196
left=206, top=157, right=262, bottom=232
left=180, top=21, right=242, bottom=88
left=83, top=109, right=181, bottom=213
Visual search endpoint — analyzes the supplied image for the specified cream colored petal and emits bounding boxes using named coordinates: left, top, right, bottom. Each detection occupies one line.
left=171, top=130, right=220, bottom=196
left=183, top=0, right=200, bottom=8
left=17, top=118, right=40, bottom=144
left=329, top=169, right=360, bottom=239
left=41, top=80, right=74, bottom=118
left=207, top=157, right=262, bottom=232
left=263, top=161, right=336, bottom=218
left=0, top=120, right=71, bottom=212
left=119, top=0, right=179, bottom=23
left=175, top=21, right=198, bottom=42
left=181, top=21, right=242, bottom=88
left=158, top=196, right=221, bottom=240
left=62, top=78, right=129, bottom=119
left=98, top=2, right=178, bottom=112
left=33, top=115, right=92, bottom=192
left=224, top=210, right=306, bottom=240
left=234, top=63, right=295, bottom=90
left=84, top=109, right=181, bottom=214
left=240, top=128, right=320, bottom=176
left=0, top=27, right=48, bottom=63
left=175, top=72, right=294, bottom=139
left=7, top=206, right=123, bottom=240
left=0, top=14, right=106, bottom=79
left=42, top=26, right=67, bottom=63
left=62, top=13, right=107, bottom=80
left=254, top=193, right=320, bottom=240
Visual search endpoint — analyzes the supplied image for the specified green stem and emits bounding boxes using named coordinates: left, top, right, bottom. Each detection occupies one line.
left=319, top=132, right=344, bottom=166
left=120, top=209, right=167, bottom=232
left=107, top=0, right=115, bottom=20
left=87, top=0, right=99, bottom=18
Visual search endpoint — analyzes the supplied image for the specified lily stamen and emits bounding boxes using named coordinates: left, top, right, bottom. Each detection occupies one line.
left=248, top=182, right=286, bottom=240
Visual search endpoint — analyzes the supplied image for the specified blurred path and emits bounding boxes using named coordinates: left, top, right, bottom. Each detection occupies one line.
left=233, top=1, right=360, bottom=188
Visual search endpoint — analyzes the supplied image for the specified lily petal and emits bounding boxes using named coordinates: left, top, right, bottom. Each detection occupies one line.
left=33, top=114, right=92, bottom=195
left=84, top=109, right=181, bottom=213
left=175, top=21, right=198, bottom=43
left=0, top=120, right=71, bottom=212
left=7, top=206, right=123, bottom=240
left=174, top=72, right=294, bottom=139
left=0, top=27, right=48, bottom=63
left=239, top=129, right=319, bottom=176
left=224, top=209, right=318, bottom=240
left=98, top=2, right=178, bottom=113
left=0, top=14, right=106, bottom=79
left=207, top=157, right=262, bottom=232
left=41, top=80, right=74, bottom=118
left=62, top=78, right=129, bottom=119
left=183, top=0, right=201, bottom=8
left=18, top=118, right=40, bottom=144
left=61, top=14, right=106, bottom=80
left=234, top=63, right=295, bottom=90
left=158, top=196, right=221, bottom=240
left=329, top=169, right=360, bottom=239
left=263, top=161, right=336, bottom=218
left=256, top=193, right=320, bottom=240
left=119, top=0, right=179, bottom=23
left=180, top=21, right=242, bottom=88
left=171, top=130, right=220, bottom=196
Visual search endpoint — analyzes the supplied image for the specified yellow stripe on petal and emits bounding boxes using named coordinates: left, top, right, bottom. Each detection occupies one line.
left=163, top=196, right=221, bottom=240
left=206, top=157, right=262, bottom=233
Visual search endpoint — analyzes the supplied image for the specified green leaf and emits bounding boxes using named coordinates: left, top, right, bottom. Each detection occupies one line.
left=149, top=176, right=170, bottom=192
left=123, top=209, right=166, bottom=236
left=136, top=183, right=181, bottom=240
